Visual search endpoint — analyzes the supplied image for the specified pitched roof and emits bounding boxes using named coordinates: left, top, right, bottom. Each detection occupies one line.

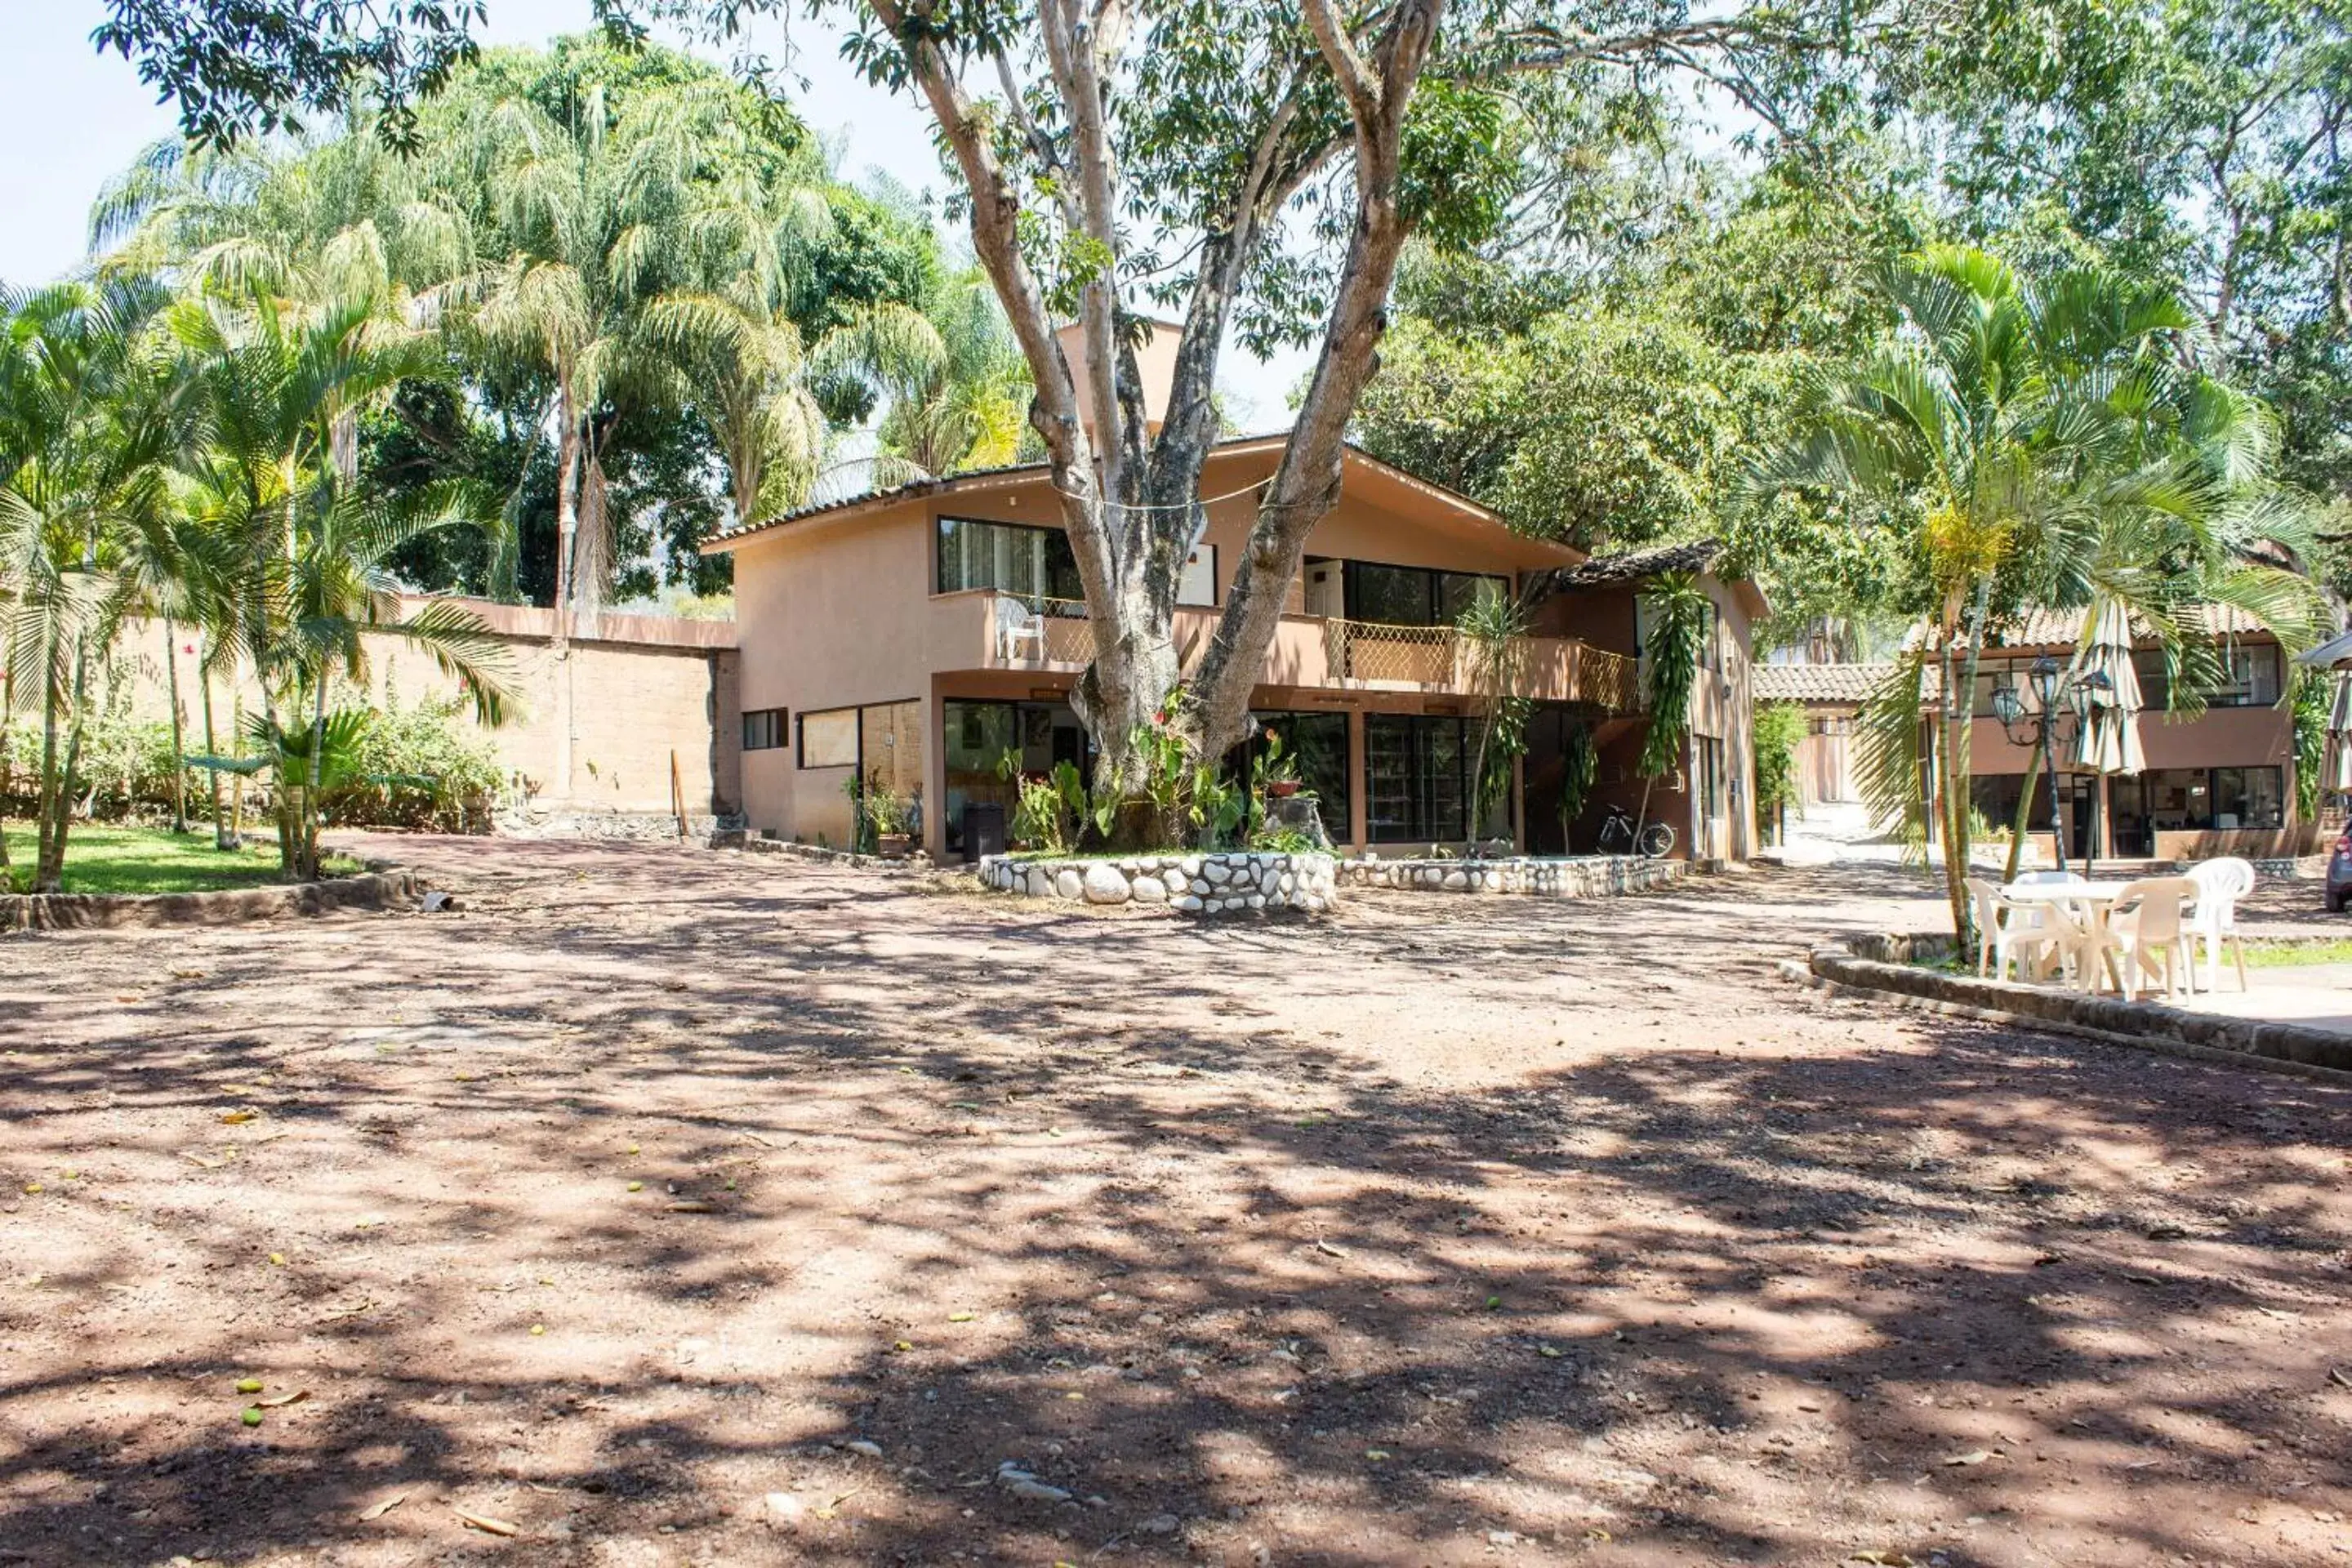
left=1972, top=603, right=2275, bottom=648
left=1754, top=662, right=1891, bottom=703
left=699, top=432, right=1517, bottom=553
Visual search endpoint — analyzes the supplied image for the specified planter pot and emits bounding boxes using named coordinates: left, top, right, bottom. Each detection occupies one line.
left=1266, top=780, right=1302, bottom=799
left=876, top=833, right=912, bottom=859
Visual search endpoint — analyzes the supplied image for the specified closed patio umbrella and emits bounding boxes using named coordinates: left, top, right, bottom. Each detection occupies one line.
left=2327, top=670, right=2352, bottom=795
left=2070, top=599, right=2146, bottom=865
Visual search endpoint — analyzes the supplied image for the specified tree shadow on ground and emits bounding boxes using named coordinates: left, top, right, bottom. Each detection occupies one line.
left=0, top=837, right=2345, bottom=1566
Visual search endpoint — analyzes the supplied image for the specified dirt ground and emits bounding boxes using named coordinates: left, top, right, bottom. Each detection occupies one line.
left=3, top=838, right=2349, bottom=1568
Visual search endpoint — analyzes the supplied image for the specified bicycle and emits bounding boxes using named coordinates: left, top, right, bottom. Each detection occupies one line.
left=1595, top=802, right=1674, bottom=859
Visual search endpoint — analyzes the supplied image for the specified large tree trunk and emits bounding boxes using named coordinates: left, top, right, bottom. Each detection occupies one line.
left=868, top=0, right=1443, bottom=842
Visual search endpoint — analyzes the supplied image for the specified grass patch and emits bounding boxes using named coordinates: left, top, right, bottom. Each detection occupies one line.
left=2244, top=938, right=2352, bottom=969
left=1, top=824, right=362, bottom=895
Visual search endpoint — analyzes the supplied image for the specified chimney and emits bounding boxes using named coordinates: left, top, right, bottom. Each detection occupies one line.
left=1054, top=318, right=1183, bottom=443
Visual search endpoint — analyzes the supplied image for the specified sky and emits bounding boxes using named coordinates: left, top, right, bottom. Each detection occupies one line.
left=0, top=1, right=1309, bottom=423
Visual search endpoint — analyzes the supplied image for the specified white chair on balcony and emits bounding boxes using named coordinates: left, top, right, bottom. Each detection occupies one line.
left=2184, top=857, right=2254, bottom=992
left=995, top=595, right=1046, bottom=662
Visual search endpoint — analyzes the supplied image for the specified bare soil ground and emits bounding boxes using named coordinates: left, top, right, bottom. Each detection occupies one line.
left=3, top=838, right=2349, bottom=1568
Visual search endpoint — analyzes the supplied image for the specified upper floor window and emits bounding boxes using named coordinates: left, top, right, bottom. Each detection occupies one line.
left=1337, top=559, right=1508, bottom=626
left=937, top=515, right=1082, bottom=604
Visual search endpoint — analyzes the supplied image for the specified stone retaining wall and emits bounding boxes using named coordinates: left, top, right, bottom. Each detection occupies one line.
left=735, top=835, right=929, bottom=875
left=980, top=852, right=1336, bottom=915
left=0, top=866, right=424, bottom=933
left=1338, top=854, right=1687, bottom=898
left=1800, top=937, right=2352, bottom=1076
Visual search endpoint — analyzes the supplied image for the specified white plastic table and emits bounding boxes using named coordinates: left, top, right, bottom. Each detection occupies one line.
left=2000, top=881, right=2134, bottom=991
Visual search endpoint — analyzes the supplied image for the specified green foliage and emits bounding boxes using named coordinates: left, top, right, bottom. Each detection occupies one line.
left=325, top=694, right=503, bottom=831
left=1357, top=312, right=1741, bottom=552
left=1637, top=573, right=1712, bottom=781
left=1753, top=702, right=1809, bottom=825
left=2294, top=668, right=2331, bottom=820
left=1557, top=719, right=1598, bottom=835
left=998, top=751, right=1103, bottom=855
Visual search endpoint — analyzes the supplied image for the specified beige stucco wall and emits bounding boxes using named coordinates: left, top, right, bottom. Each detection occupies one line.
left=720, top=447, right=1760, bottom=863
left=97, top=604, right=740, bottom=817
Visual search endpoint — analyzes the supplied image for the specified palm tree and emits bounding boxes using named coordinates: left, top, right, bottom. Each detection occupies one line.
left=0, top=277, right=190, bottom=892
left=1764, top=247, right=2237, bottom=936
left=812, top=270, right=1033, bottom=487
left=169, top=289, right=509, bottom=876
left=438, top=74, right=757, bottom=635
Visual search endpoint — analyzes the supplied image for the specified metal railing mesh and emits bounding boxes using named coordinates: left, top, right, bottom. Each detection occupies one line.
left=990, top=595, right=1640, bottom=712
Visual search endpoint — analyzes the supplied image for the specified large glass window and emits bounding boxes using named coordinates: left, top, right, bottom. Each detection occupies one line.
left=1343, top=560, right=1508, bottom=626
left=1250, top=710, right=1351, bottom=844
left=936, top=516, right=1083, bottom=603
left=1365, top=713, right=1507, bottom=843
left=2214, top=765, right=2284, bottom=829
left=942, top=698, right=1092, bottom=853
left=798, top=707, right=858, bottom=768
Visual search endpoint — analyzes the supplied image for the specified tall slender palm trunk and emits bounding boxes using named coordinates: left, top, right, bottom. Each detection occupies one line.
left=163, top=617, right=189, bottom=834
left=198, top=652, right=231, bottom=849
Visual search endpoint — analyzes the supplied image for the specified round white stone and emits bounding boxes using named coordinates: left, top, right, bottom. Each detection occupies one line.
left=1055, top=867, right=1085, bottom=900
left=1130, top=875, right=1167, bottom=904
left=1083, top=862, right=1132, bottom=903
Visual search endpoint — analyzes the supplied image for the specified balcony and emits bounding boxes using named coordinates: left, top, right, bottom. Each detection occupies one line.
left=934, top=590, right=1641, bottom=713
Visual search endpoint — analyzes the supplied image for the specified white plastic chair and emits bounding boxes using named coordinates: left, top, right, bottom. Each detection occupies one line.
left=2096, top=876, right=2201, bottom=1000
left=994, top=595, right=1046, bottom=662
left=1965, top=877, right=2064, bottom=982
left=2184, top=857, right=2253, bottom=992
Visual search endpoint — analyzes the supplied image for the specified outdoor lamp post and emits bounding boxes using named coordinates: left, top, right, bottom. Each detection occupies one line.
left=1989, top=656, right=2109, bottom=875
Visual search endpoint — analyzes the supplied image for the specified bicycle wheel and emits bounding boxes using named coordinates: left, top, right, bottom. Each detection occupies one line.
left=1635, top=822, right=1675, bottom=858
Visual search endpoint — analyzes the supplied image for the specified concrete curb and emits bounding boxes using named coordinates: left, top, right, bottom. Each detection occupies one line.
left=0, top=866, right=425, bottom=933
left=1785, top=938, right=2352, bottom=1085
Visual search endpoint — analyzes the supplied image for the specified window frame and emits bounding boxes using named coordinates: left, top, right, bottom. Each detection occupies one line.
left=742, top=707, right=787, bottom=751
left=796, top=706, right=862, bottom=769
left=934, top=514, right=1083, bottom=604
left=1341, top=558, right=1511, bottom=627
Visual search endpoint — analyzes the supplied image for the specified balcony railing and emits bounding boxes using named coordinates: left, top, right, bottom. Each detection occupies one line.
left=960, top=590, right=1640, bottom=713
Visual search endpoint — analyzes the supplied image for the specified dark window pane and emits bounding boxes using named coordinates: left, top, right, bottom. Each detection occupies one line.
left=1351, top=563, right=1433, bottom=626
left=1252, top=710, right=1350, bottom=843
left=1437, top=571, right=1505, bottom=622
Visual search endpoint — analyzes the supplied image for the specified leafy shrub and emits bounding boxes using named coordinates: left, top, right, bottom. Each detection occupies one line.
left=319, top=695, right=503, bottom=832
left=1753, top=702, right=1808, bottom=829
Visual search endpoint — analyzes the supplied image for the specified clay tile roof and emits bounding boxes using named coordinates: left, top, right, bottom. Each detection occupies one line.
left=1980, top=603, right=2272, bottom=646
left=1753, top=662, right=1893, bottom=702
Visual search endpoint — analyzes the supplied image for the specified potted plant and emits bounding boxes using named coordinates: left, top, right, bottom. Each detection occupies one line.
left=866, top=786, right=914, bottom=858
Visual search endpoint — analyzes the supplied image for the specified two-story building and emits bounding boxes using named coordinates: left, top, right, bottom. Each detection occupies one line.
left=703, top=424, right=1765, bottom=868
left=1962, top=606, right=2306, bottom=862
left=1759, top=605, right=2310, bottom=862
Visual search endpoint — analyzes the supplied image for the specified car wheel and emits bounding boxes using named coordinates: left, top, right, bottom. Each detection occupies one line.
left=2330, top=893, right=2346, bottom=915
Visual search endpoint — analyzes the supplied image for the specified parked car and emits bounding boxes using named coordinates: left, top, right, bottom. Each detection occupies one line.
left=2328, top=829, right=2352, bottom=912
